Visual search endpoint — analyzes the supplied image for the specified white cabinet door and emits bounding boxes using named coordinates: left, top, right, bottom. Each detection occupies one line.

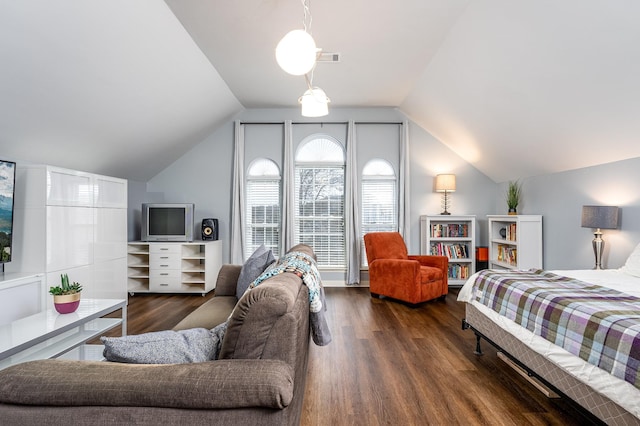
left=93, top=258, right=127, bottom=300
left=94, top=175, right=127, bottom=208
left=46, top=206, right=93, bottom=272
left=46, top=168, right=93, bottom=207
left=94, top=208, right=127, bottom=263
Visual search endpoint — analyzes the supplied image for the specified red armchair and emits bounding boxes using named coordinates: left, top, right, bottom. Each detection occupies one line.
left=363, top=232, right=448, bottom=305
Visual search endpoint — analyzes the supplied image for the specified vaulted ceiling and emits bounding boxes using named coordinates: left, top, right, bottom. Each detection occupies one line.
left=1, top=1, right=639, bottom=182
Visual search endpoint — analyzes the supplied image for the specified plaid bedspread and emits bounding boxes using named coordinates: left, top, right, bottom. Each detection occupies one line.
left=472, top=269, right=640, bottom=389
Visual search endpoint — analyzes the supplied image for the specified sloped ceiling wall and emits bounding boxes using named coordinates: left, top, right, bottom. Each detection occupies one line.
left=1, top=1, right=639, bottom=183
left=0, top=1, right=242, bottom=182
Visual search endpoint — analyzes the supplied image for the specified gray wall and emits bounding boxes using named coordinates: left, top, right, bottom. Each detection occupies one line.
left=128, top=106, right=640, bottom=277
left=511, top=156, right=640, bottom=270
left=128, top=107, right=497, bottom=275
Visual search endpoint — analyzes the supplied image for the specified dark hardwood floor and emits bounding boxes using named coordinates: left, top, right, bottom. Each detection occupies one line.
left=107, top=288, right=602, bottom=426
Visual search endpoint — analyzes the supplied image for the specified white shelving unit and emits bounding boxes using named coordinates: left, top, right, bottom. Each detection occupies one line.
left=420, top=215, right=476, bottom=287
left=487, top=215, right=543, bottom=270
left=127, top=241, right=222, bottom=295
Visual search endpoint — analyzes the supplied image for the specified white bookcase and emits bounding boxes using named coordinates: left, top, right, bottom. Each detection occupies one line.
left=487, top=215, right=543, bottom=270
left=420, top=215, right=476, bottom=287
left=127, top=241, right=222, bottom=295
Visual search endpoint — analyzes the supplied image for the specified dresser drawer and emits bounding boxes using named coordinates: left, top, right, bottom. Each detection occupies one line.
left=149, top=244, right=182, bottom=254
left=149, top=253, right=181, bottom=270
left=150, top=270, right=181, bottom=292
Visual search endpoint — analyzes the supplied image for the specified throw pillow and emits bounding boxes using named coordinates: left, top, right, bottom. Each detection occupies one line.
left=236, top=244, right=275, bottom=299
left=101, top=322, right=227, bottom=364
left=621, top=242, right=640, bottom=277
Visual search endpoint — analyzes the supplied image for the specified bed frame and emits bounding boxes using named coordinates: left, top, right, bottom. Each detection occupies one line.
left=462, top=303, right=639, bottom=426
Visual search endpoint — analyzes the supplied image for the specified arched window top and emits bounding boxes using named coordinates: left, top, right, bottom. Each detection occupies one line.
left=363, top=159, right=395, bottom=177
left=296, top=135, right=344, bottom=163
left=247, top=158, right=280, bottom=178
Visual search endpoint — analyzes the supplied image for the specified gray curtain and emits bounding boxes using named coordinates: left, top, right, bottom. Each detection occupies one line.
left=399, top=120, right=411, bottom=247
left=230, top=120, right=246, bottom=264
left=345, top=120, right=361, bottom=285
left=280, top=120, right=296, bottom=256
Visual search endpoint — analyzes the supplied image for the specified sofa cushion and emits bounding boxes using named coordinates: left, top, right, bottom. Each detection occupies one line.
left=236, top=245, right=275, bottom=299
left=419, top=266, right=443, bottom=284
left=172, top=296, right=237, bottom=331
left=220, top=274, right=306, bottom=361
left=0, top=359, right=294, bottom=409
left=101, top=322, right=227, bottom=364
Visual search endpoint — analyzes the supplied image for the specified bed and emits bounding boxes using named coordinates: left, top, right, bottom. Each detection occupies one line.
left=458, top=256, right=640, bottom=425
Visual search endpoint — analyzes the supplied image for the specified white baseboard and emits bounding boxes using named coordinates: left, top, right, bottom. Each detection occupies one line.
left=322, top=280, right=370, bottom=288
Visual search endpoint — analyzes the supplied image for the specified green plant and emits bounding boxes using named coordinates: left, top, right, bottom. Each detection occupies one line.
left=506, top=180, right=522, bottom=210
left=49, top=273, right=83, bottom=296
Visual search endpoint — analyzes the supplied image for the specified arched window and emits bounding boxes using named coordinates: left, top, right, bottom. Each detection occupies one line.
left=295, top=136, right=345, bottom=267
left=245, top=158, right=281, bottom=258
left=361, top=159, right=398, bottom=266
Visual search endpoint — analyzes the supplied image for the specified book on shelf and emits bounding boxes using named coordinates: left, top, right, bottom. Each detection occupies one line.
left=431, top=223, right=469, bottom=238
left=505, top=223, right=517, bottom=241
left=448, top=263, right=470, bottom=280
left=497, top=244, right=517, bottom=265
left=430, top=242, right=469, bottom=259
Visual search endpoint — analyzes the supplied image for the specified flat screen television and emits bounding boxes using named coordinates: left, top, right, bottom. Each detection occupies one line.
left=0, top=159, right=16, bottom=263
left=141, top=203, right=194, bottom=242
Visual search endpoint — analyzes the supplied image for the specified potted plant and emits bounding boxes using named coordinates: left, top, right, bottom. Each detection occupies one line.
left=506, top=180, right=522, bottom=215
left=49, top=273, right=83, bottom=314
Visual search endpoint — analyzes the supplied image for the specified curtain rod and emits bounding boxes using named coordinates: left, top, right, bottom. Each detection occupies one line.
left=239, top=121, right=404, bottom=125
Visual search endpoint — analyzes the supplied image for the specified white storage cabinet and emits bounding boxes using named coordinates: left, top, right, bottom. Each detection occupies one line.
left=127, top=241, right=222, bottom=295
left=6, top=165, right=128, bottom=306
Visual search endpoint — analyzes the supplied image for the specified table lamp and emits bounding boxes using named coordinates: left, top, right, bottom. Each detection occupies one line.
left=581, top=205, right=619, bottom=269
left=435, top=174, right=456, bottom=215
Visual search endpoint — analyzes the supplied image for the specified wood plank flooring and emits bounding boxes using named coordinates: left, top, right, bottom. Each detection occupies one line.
left=111, top=288, right=603, bottom=426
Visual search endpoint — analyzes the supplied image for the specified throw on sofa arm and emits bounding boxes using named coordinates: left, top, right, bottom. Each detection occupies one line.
left=0, top=358, right=294, bottom=410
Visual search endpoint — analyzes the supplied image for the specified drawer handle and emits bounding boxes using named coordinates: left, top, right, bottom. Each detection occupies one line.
left=160, top=283, right=169, bottom=286
left=160, top=265, right=169, bottom=267
left=160, top=248, right=169, bottom=251
left=160, top=273, right=169, bottom=276
left=160, top=256, right=169, bottom=259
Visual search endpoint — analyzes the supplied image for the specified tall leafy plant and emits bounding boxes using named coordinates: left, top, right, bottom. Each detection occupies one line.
left=506, top=180, right=522, bottom=212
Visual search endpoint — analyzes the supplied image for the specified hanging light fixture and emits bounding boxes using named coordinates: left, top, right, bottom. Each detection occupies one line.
left=275, top=0, right=331, bottom=117
left=275, top=29, right=317, bottom=76
left=299, top=87, right=330, bottom=117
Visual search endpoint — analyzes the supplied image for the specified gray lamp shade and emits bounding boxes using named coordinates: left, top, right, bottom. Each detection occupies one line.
left=581, top=206, right=619, bottom=229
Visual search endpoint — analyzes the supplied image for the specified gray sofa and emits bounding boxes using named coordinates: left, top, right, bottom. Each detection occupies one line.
left=0, top=244, right=315, bottom=425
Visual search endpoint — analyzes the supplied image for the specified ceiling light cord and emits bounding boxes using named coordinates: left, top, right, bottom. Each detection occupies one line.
left=302, top=0, right=312, bottom=34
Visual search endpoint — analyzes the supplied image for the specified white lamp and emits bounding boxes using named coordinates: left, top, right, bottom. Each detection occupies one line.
left=275, top=0, right=331, bottom=116
left=275, top=29, right=318, bottom=76
left=435, top=174, right=456, bottom=215
left=299, top=87, right=330, bottom=117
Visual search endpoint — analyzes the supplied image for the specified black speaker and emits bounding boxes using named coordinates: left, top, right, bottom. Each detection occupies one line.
left=201, top=218, right=218, bottom=241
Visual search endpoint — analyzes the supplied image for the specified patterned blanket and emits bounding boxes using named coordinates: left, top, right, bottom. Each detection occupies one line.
left=472, top=269, right=640, bottom=389
left=252, top=251, right=332, bottom=346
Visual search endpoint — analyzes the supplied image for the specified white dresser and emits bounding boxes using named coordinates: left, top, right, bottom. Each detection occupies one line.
left=127, top=241, right=221, bottom=295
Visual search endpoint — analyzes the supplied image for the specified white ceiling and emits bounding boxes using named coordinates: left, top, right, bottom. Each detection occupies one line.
left=1, top=1, right=639, bottom=182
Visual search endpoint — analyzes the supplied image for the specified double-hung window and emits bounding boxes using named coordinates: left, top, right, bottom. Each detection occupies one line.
left=245, top=158, right=281, bottom=259
left=294, top=136, right=345, bottom=268
left=361, top=159, right=398, bottom=266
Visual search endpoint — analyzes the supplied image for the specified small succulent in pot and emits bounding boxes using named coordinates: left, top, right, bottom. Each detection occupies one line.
left=49, top=273, right=83, bottom=296
left=50, top=273, right=82, bottom=314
